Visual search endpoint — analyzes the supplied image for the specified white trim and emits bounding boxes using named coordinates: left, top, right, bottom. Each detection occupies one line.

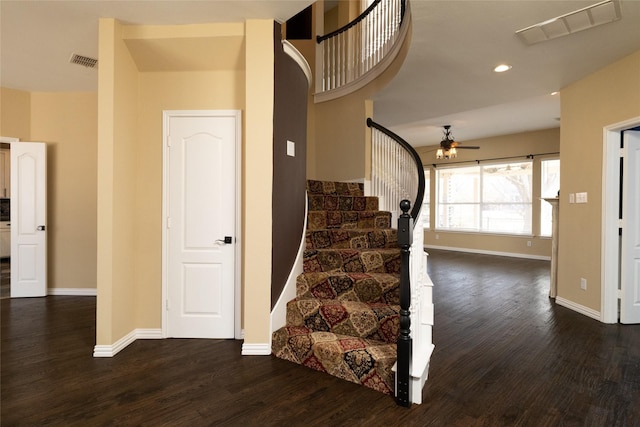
left=601, top=116, right=640, bottom=324
left=0, top=136, right=19, bottom=142
left=270, top=193, right=307, bottom=348
left=282, top=40, right=312, bottom=89
left=555, top=297, right=601, bottom=321
left=161, top=110, right=243, bottom=340
left=424, top=244, right=551, bottom=261
left=391, top=343, right=435, bottom=405
left=92, top=328, right=162, bottom=357
left=135, top=328, right=164, bottom=339
left=241, top=343, right=271, bottom=356
left=48, top=288, right=97, bottom=296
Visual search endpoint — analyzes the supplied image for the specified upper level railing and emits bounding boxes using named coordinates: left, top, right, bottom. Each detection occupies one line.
left=316, top=0, right=408, bottom=98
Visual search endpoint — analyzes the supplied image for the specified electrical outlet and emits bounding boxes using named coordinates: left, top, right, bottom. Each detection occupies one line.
left=580, top=278, right=587, bottom=290
left=527, top=240, right=532, bottom=247
left=569, top=193, right=575, bottom=204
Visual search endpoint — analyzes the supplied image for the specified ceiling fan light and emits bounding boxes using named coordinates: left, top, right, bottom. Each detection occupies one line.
left=436, top=148, right=444, bottom=159
left=450, top=147, right=457, bottom=158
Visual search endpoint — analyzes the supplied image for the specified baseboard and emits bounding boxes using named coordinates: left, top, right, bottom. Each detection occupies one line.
left=48, top=288, right=97, bottom=296
left=93, top=328, right=162, bottom=358
left=241, top=343, right=271, bottom=356
left=424, top=245, right=551, bottom=261
left=555, top=297, right=602, bottom=321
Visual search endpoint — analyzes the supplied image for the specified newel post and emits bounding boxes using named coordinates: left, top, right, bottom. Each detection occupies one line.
left=396, top=199, right=413, bottom=407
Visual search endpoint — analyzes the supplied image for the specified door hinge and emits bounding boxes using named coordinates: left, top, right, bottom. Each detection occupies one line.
left=166, top=299, right=170, bottom=310
left=167, top=136, right=172, bottom=148
left=167, top=217, right=172, bottom=228
left=620, top=147, right=626, bottom=157
left=619, top=219, right=623, bottom=228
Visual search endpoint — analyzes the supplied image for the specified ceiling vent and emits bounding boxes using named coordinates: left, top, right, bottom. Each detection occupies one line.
left=516, top=0, right=621, bottom=45
left=69, top=53, right=98, bottom=69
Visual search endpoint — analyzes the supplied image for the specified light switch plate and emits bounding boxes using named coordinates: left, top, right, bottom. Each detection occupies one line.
left=576, top=192, right=588, bottom=203
left=287, top=140, right=295, bottom=157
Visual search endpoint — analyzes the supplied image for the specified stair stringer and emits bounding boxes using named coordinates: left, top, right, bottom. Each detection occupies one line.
left=270, top=193, right=308, bottom=343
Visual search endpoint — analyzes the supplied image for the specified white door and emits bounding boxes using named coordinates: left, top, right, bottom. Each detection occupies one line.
left=164, top=112, right=238, bottom=338
left=10, top=142, right=47, bottom=298
left=621, top=130, right=640, bottom=323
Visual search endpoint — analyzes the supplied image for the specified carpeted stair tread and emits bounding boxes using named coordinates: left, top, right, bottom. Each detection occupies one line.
left=272, top=326, right=396, bottom=395
left=305, top=229, right=397, bottom=250
left=307, top=180, right=364, bottom=196
left=307, top=210, right=392, bottom=230
left=273, top=179, right=402, bottom=397
left=286, top=297, right=400, bottom=344
left=303, top=248, right=401, bottom=274
left=296, top=271, right=400, bottom=305
left=308, top=194, right=379, bottom=212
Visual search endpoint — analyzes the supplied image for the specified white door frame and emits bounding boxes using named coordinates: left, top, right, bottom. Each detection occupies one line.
left=161, top=110, right=243, bottom=339
left=601, top=116, right=640, bottom=323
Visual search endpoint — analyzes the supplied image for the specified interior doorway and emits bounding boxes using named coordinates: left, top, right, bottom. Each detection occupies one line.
left=0, top=138, right=15, bottom=299
left=161, top=110, right=243, bottom=339
left=0, top=137, right=48, bottom=299
left=602, top=117, right=640, bottom=323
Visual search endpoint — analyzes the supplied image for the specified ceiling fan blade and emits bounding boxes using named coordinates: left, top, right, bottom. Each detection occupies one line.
left=457, top=146, right=480, bottom=149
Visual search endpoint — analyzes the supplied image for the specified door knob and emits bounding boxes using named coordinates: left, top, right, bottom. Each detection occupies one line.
left=37, top=225, right=46, bottom=231
left=216, top=236, right=232, bottom=244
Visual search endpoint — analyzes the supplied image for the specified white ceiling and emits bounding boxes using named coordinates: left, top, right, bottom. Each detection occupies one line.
left=2, top=0, right=640, bottom=147
left=376, top=0, right=640, bottom=146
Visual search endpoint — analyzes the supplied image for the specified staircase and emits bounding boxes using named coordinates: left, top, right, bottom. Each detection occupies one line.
left=272, top=179, right=402, bottom=395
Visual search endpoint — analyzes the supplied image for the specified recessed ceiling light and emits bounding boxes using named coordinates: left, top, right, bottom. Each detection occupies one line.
left=551, top=91, right=559, bottom=95
left=493, top=64, right=512, bottom=73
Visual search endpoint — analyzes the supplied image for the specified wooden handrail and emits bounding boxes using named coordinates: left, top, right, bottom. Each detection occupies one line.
left=317, top=0, right=384, bottom=43
left=366, top=118, right=425, bottom=219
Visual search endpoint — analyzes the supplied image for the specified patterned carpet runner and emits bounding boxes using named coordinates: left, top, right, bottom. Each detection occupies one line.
left=272, top=180, right=400, bottom=395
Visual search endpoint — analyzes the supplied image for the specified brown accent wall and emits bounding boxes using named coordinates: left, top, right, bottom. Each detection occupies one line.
left=271, top=23, right=308, bottom=308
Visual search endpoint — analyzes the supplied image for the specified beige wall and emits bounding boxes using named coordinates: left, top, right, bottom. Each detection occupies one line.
left=0, top=88, right=98, bottom=292
left=96, top=18, right=140, bottom=345
left=30, top=92, right=98, bottom=290
left=135, top=70, right=245, bottom=329
left=96, top=18, right=275, bottom=347
left=0, top=87, right=31, bottom=140
left=558, top=50, right=640, bottom=312
left=243, top=19, right=275, bottom=346
left=417, top=128, right=560, bottom=258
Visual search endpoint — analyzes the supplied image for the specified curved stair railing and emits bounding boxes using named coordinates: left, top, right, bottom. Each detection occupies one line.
left=367, top=118, right=435, bottom=406
left=316, top=0, right=409, bottom=100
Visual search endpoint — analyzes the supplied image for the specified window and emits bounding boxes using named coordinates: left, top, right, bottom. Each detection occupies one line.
left=540, top=159, right=560, bottom=237
left=422, top=168, right=430, bottom=229
left=436, top=161, right=533, bottom=234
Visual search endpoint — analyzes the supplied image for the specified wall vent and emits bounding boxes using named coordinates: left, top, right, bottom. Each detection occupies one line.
left=69, top=53, right=98, bottom=69
left=516, top=0, right=621, bottom=45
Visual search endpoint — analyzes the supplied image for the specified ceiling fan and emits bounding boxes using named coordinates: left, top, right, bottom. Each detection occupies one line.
left=437, top=125, right=480, bottom=159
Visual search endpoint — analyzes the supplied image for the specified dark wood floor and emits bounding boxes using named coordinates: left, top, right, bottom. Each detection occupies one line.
left=2, top=250, right=639, bottom=426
